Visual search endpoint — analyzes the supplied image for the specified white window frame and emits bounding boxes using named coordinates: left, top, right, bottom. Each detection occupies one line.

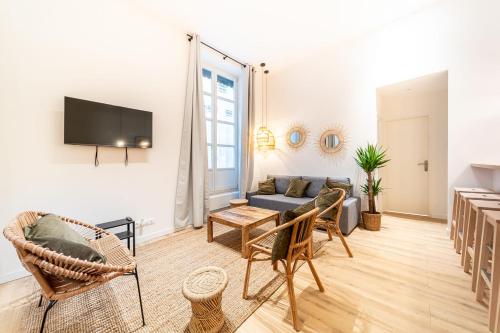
left=203, top=65, right=239, bottom=195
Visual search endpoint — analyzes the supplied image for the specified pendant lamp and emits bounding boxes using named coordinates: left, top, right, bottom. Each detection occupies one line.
left=256, top=63, right=275, bottom=151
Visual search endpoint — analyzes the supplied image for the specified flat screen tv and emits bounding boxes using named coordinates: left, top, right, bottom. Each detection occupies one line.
left=64, top=97, right=152, bottom=148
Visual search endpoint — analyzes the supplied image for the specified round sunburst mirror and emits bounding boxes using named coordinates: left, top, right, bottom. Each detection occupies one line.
left=319, top=129, right=345, bottom=154
left=286, top=126, right=308, bottom=149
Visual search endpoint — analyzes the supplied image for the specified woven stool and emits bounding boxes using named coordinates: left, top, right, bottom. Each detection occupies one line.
left=229, top=199, right=248, bottom=208
left=182, top=266, right=228, bottom=333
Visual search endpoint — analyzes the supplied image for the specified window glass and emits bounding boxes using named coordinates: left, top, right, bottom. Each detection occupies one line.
left=202, top=69, right=212, bottom=94
left=217, top=75, right=234, bottom=100
left=217, top=99, right=235, bottom=123
left=206, top=120, right=212, bottom=144
left=207, top=145, right=212, bottom=169
left=217, top=122, right=235, bottom=145
left=203, top=94, right=212, bottom=119
left=217, top=146, right=235, bottom=168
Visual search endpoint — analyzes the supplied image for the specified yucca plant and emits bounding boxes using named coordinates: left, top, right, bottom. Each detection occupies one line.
left=354, top=144, right=390, bottom=214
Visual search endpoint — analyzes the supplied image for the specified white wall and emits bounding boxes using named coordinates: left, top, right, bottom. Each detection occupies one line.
left=378, top=81, right=448, bottom=219
left=254, top=0, right=500, bottom=228
left=0, top=0, right=188, bottom=282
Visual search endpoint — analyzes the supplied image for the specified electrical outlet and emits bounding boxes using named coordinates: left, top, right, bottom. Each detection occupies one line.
left=136, top=218, right=154, bottom=227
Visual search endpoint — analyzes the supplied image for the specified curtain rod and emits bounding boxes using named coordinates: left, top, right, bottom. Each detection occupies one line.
left=186, top=34, right=247, bottom=68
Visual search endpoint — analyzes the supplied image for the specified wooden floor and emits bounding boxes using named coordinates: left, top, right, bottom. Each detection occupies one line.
left=238, top=215, right=489, bottom=333
left=0, top=215, right=489, bottom=332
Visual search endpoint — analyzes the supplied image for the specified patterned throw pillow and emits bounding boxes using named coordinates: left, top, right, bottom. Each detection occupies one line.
left=326, top=178, right=352, bottom=198
left=284, top=179, right=311, bottom=198
left=315, top=185, right=342, bottom=220
left=257, top=178, right=276, bottom=195
left=271, top=200, right=315, bottom=263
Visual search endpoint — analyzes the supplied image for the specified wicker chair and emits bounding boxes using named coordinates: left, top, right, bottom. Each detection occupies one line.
left=3, top=211, right=145, bottom=333
left=313, top=188, right=353, bottom=257
left=242, top=208, right=323, bottom=331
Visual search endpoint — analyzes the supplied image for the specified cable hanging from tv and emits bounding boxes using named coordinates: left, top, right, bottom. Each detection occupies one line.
left=95, top=146, right=99, bottom=167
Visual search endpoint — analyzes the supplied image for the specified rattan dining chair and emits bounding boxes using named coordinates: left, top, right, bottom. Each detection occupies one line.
left=313, top=188, right=353, bottom=257
left=242, top=208, right=323, bottom=331
left=3, top=211, right=145, bottom=333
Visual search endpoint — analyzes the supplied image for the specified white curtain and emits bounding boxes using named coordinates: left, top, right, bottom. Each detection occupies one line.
left=239, top=65, right=255, bottom=197
left=174, top=34, right=209, bottom=229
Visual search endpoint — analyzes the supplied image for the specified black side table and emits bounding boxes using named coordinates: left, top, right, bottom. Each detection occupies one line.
left=96, top=218, right=136, bottom=256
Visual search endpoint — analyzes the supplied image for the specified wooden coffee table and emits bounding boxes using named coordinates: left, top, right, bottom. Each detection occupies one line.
left=207, top=206, right=280, bottom=258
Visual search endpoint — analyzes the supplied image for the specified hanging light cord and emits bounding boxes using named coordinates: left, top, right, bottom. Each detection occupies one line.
left=94, top=146, right=99, bottom=167
left=265, top=70, right=269, bottom=127
left=125, top=147, right=128, bottom=166
left=261, top=65, right=265, bottom=126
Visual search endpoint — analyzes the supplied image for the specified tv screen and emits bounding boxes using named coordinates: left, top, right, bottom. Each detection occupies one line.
left=64, top=97, right=152, bottom=148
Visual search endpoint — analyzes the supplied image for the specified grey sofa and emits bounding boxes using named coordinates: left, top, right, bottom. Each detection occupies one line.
left=246, top=175, right=361, bottom=235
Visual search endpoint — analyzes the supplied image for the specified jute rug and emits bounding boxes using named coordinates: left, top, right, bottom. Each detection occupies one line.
left=19, top=223, right=328, bottom=332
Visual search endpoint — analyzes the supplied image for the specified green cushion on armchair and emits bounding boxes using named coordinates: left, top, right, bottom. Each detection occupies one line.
left=315, top=185, right=342, bottom=220
left=271, top=200, right=315, bottom=263
left=24, top=214, right=106, bottom=263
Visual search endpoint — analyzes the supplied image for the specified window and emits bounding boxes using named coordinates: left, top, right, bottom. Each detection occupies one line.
left=202, top=67, right=239, bottom=194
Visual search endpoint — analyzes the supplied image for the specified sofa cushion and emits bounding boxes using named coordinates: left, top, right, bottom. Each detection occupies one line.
left=24, top=214, right=106, bottom=263
left=285, top=178, right=311, bottom=198
left=302, top=176, right=327, bottom=198
left=257, top=178, right=276, bottom=195
left=326, top=177, right=353, bottom=198
left=268, top=175, right=301, bottom=194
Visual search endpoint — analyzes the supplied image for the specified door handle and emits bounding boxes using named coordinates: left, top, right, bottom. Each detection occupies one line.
left=417, top=160, right=429, bottom=172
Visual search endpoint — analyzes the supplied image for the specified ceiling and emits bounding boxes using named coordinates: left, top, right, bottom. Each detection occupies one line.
left=133, top=0, right=442, bottom=69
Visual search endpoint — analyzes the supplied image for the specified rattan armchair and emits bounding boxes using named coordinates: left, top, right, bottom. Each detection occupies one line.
left=242, top=208, right=323, bottom=331
left=3, top=211, right=145, bottom=333
left=313, top=188, right=353, bottom=257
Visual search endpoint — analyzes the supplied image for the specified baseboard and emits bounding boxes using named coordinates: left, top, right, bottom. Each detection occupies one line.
left=383, top=211, right=447, bottom=223
left=0, top=269, right=30, bottom=285
left=135, top=226, right=175, bottom=244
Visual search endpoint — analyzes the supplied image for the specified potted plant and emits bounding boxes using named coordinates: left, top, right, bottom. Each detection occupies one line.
left=354, top=143, right=390, bottom=231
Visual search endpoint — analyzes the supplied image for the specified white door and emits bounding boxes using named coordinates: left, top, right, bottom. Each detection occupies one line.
left=380, top=116, right=429, bottom=215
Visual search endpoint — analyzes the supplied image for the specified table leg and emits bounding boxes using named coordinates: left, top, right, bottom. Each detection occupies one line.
left=275, top=214, right=280, bottom=227
left=489, top=223, right=500, bottom=330
left=242, top=227, right=249, bottom=258
left=476, top=213, right=491, bottom=300
left=207, top=217, right=213, bottom=242
left=127, top=223, right=131, bottom=250
left=472, top=209, right=483, bottom=292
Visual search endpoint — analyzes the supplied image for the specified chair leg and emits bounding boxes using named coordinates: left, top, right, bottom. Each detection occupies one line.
left=326, top=226, right=333, bottom=241
left=306, top=257, right=324, bottom=292
left=40, top=300, right=57, bottom=333
left=133, top=268, right=146, bottom=327
left=38, top=294, right=43, bottom=307
left=335, top=224, right=353, bottom=257
left=243, top=249, right=254, bottom=299
left=285, top=268, right=300, bottom=331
